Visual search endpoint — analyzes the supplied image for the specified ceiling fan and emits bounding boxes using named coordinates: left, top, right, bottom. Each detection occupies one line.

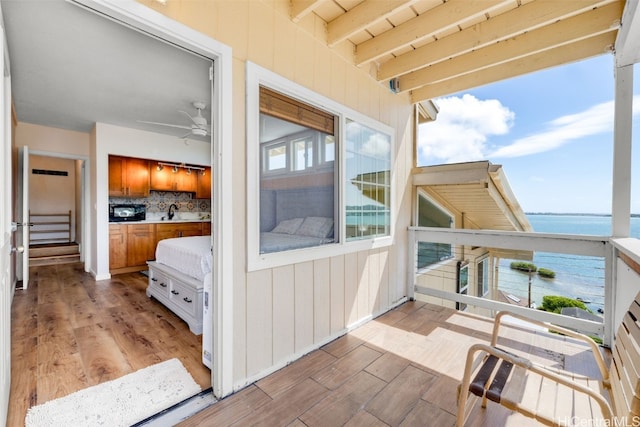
left=139, top=101, right=211, bottom=138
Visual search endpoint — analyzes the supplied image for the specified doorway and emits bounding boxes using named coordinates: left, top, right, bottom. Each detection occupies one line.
left=27, top=153, right=87, bottom=269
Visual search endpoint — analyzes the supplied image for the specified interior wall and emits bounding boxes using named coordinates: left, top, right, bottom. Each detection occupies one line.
left=14, top=122, right=89, bottom=157
left=29, top=155, right=76, bottom=241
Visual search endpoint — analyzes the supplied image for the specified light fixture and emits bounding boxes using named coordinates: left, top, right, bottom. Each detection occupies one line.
left=156, top=161, right=206, bottom=174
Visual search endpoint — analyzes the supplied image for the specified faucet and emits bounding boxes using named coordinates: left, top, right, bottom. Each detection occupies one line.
left=168, top=203, right=179, bottom=220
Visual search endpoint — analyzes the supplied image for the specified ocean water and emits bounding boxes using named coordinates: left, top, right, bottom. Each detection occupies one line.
left=497, top=214, right=640, bottom=313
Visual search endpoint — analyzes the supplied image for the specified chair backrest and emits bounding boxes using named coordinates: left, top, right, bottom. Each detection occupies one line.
left=610, top=292, right=640, bottom=420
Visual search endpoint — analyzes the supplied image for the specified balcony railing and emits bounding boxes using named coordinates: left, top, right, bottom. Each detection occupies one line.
left=408, top=227, right=615, bottom=345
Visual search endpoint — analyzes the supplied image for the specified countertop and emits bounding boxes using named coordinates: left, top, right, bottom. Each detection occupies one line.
left=109, top=213, right=211, bottom=224
left=109, top=219, right=211, bottom=224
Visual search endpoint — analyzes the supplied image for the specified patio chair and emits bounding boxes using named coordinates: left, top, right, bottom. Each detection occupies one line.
left=456, top=293, right=640, bottom=426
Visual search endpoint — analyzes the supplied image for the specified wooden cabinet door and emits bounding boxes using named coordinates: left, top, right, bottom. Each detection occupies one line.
left=127, top=224, right=155, bottom=266
left=125, top=158, right=150, bottom=197
left=155, top=223, right=179, bottom=243
left=175, top=169, right=197, bottom=192
left=202, top=222, right=211, bottom=235
left=108, top=156, right=127, bottom=197
left=109, top=156, right=150, bottom=197
left=176, top=222, right=203, bottom=237
left=196, top=168, right=211, bottom=199
left=150, top=166, right=175, bottom=191
left=109, top=225, right=127, bottom=269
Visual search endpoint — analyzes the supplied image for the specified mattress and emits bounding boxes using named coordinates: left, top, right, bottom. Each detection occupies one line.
left=155, top=235, right=213, bottom=281
left=260, top=232, right=333, bottom=254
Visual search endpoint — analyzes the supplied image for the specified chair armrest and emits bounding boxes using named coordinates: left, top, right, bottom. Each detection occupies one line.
left=490, top=311, right=609, bottom=382
left=460, top=343, right=614, bottom=421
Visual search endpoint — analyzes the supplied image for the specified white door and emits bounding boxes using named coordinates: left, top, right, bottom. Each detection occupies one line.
left=16, top=146, right=29, bottom=289
left=0, top=20, right=13, bottom=425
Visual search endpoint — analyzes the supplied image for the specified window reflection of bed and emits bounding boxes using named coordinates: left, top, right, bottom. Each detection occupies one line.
left=260, top=186, right=335, bottom=254
left=260, top=216, right=334, bottom=253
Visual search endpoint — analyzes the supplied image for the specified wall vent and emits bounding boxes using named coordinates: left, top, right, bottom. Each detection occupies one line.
left=32, top=169, right=68, bottom=176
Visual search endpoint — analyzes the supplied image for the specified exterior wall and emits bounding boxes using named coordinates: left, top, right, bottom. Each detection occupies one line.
left=142, top=0, right=415, bottom=388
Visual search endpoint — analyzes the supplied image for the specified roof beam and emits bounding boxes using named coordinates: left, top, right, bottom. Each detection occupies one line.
left=378, top=0, right=617, bottom=80
left=399, top=2, right=622, bottom=93
left=355, top=0, right=510, bottom=66
left=410, top=32, right=616, bottom=103
left=290, top=0, right=326, bottom=23
left=327, top=0, right=419, bottom=47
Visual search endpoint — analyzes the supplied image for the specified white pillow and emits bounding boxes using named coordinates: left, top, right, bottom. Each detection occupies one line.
left=297, top=217, right=334, bottom=238
left=271, top=217, right=304, bottom=234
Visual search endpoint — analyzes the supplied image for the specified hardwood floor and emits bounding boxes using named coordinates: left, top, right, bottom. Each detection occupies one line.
left=178, top=301, right=609, bottom=427
left=8, top=262, right=210, bottom=427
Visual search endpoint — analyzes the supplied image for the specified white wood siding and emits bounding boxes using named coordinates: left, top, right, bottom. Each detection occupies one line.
left=154, top=0, right=414, bottom=388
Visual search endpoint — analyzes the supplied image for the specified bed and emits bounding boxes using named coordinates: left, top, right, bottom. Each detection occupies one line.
left=260, top=216, right=334, bottom=253
left=146, top=235, right=213, bottom=335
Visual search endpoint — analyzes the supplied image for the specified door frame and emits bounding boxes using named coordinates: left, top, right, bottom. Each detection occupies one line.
left=27, top=150, right=91, bottom=274
left=72, top=0, right=234, bottom=398
left=0, top=5, right=12, bottom=423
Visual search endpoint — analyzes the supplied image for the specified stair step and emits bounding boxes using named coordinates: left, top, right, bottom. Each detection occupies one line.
left=30, top=243, right=79, bottom=258
left=30, top=254, right=81, bottom=267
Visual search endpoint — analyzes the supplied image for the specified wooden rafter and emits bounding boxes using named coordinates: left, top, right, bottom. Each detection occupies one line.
left=327, top=0, right=419, bottom=47
left=398, top=2, right=622, bottom=93
left=288, top=0, right=630, bottom=103
left=355, top=0, right=511, bottom=66
left=377, top=0, right=617, bottom=80
left=290, top=0, right=326, bottom=23
left=410, top=32, right=616, bottom=103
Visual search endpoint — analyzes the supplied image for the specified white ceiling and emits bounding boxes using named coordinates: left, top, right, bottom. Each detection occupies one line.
left=1, top=0, right=213, bottom=142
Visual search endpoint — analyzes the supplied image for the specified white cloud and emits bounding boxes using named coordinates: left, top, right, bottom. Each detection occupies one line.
left=361, top=133, right=390, bottom=157
left=490, top=95, right=640, bottom=158
left=418, top=94, right=514, bottom=163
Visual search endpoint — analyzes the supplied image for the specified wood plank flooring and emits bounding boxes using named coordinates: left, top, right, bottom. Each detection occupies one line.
left=9, top=263, right=610, bottom=426
left=179, top=301, right=610, bottom=427
left=8, top=262, right=210, bottom=427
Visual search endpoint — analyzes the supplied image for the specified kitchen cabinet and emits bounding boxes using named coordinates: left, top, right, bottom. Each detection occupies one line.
left=156, top=222, right=205, bottom=243
left=109, top=223, right=155, bottom=273
left=150, top=166, right=197, bottom=192
left=108, top=155, right=150, bottom=197
left=127, top=224, right=156, bottom=267
left=196, top=167, right=212, bottom=199
left=202, top=222, right=211, bottom=235
left=109, top=225, right=128, bottom=270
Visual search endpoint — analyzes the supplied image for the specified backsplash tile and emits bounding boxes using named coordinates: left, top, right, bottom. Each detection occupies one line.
left=109, top=191, right=211, bottom=213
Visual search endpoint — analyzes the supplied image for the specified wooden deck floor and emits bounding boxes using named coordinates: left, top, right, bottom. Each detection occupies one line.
left=9, top=263, right=609, bottom=426
left=179, top=299, right=609, bottom=427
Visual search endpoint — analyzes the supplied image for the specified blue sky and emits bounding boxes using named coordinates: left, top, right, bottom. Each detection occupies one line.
left=417, top=55, right=640, bottom=214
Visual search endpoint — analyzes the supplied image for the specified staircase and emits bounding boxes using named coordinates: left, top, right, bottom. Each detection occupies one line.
left=29, top=242, right=81, bottom=266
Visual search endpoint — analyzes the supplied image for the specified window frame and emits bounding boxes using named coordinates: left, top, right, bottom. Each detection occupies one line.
left=414, top=189, right=455, bottom=271
left=477, top=256, right=490, bottom=297
left=247, top=62, right=394, bottom=271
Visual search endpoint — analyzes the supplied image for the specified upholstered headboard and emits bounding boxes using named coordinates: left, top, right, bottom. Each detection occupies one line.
left=260, top=186, right=334, bottom=232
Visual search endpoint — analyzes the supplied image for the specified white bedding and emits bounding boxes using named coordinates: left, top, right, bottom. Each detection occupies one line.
left=155, top=235, right=213, bottom=281
left=260, top=232, right=333, bottom=253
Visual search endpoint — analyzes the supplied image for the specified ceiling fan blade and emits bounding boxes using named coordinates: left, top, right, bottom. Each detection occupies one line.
left=137, top=120, right=192, bottom=130
left=179, top=110, right=199, bottom=126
